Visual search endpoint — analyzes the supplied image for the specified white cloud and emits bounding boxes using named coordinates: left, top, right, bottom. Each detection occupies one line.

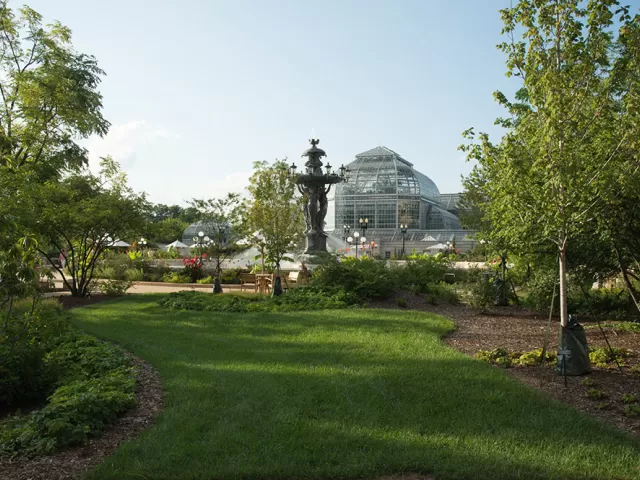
left=84, top=120, right=251, bottom=205
left=85, top=120, right=178, bottom=171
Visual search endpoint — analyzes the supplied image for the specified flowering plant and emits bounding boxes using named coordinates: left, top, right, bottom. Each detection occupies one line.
left=182, top=256, right=204, bottom=282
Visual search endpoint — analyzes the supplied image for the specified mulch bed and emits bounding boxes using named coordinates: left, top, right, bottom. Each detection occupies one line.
left=0, top=353, right=164, bottom=480
left=373, top=291, right=640, bottom=439
left=54, top=294, right=120, bottom=310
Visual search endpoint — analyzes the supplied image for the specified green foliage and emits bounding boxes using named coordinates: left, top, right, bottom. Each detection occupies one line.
left=0, top=368, right=135, bottom=456
left=196, top=275, right=215, bottom=284
left=460, top=0, right=640, bottom=326
left=588, top=347, right=633, bottom=368
left=189, top=193, right=243, bottom=281
left=516, top=348, right=555, bottom=367
left=159, top=288, right=357, bottom=313
left=244, top=160, right=305, bottom=287
left=395, top=297, right=408, bottom=308
left=162, top=272, right=191, bottom=284
left=0, top=2, right=109, bottom=174
left=595, top=402, right=611, bottom=410
left=391, top=255, right=451, bottom=292
left=0, top=297, right=135, bottom=457
left=624, top=404, right=640, bottom=418
left=220, top=268, right=244, bottom=284
left=467, top=270, right=496, bottom=312
left=475, top=347, right=554, bottom=368
left=311, top=257, right=392, bottom=301
left=619, top=394, right=637, bottom=404
left=96, top=279, right=132, bottom=296
left=585, top=388, right=608, bottom=400
left=124, top=268, right=144, bottom=282
left=475, top=348, right=514, bottom=368
left=147, top=218, right=188, bottom=245
left=0, top=300, right=67, bottom=405
left=20, top=158, right=148, bottom=297
left=580, top=377, right=596, bottom=387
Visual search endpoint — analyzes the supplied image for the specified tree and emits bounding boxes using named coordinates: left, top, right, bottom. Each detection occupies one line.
left=0, top=2, right=109, bottom=175
left=244, top=160, right=304, bottom=296
left=460, top=0, right=640, bottom=327
left=147, top=217, right=188, bottom=244
left=20, top=157, right=147, bottom=297
left=189, top=193, right=242, bottom=293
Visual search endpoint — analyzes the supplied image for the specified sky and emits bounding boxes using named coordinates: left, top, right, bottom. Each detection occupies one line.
left=24, top=0, right=639, bottom=209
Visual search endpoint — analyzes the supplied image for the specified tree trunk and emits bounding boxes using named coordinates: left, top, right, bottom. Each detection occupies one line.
left=614, top=247, right=640, bottom=314
left=213, top=259, right=222, bottom=294
left=559, top=243, right=569, bottom=327
left=272, top=260, right=282, bottom=296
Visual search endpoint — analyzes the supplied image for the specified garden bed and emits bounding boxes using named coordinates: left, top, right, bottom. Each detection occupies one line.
left=0, top=353, right=163, bottom=480
left=372, top=291, right=640, bottom=438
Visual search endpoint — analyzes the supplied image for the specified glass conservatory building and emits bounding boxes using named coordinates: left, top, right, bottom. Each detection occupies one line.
left=331, top=146, right=474, bottom=254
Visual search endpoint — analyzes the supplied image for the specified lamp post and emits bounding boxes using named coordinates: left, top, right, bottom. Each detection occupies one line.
left=342, top=224, right=351, bottom=249
left=359, top=217, right=369, bottom=237
left=351, top=231, right=361, bottom=259
left=399, top=224, right=408, bottom=258
left=289, top=139, right=348, bottom=258
left=480, top=239, right=487, bottom=262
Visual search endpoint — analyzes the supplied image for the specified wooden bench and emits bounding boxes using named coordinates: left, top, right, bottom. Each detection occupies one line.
left=239, top=273, right=257, bottom=292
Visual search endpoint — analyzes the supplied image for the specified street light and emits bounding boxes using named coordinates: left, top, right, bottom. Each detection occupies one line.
left=359, top=217, right=369, bottom=236
left=353, top=231, right=360, bottom=259
left=446, top=241, right=452, bottom=255
left=399, top=224, right=408, bottom=258
left=342, top=224, right=351, bottom=249
left=360, top=236, right=367, bottom=256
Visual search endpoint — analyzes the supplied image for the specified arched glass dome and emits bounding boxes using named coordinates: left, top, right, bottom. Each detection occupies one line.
left=337, top=146, right=441, bottom=205
left=334, top=146, right=457, bottom=231
left=182, top=221, right=230, bottom=246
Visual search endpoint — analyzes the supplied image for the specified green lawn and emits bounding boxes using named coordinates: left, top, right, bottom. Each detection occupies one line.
left=70, top=295, right=640, bottom=480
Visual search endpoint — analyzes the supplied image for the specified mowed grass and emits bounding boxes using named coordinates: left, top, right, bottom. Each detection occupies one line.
left=70, top=295, right=640, bottom=480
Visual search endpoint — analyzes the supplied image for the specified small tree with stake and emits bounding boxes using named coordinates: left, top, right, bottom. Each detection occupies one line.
left=244, top=160, right=304, bottom=296
left=190, top=194, right=242, bottom=294
left=460, top=0, right=640, bottom=333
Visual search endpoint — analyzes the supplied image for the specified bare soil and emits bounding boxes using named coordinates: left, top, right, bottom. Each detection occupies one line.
left=372, top=291, right=640, bottom=439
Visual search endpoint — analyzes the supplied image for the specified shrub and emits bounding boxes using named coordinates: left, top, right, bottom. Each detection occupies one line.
left=620, top=393, right=637, bottom=404
left=124, top=268, right=144, bottom=281
left=516, top=348, right=554, bottom=366
left=424, top=282, right=459, bottom=304
left=182, top=257, right=204, bottom=282
left=395, top=297, right=408, bottom=308
left=159, top=288, right=357, bottom=313
left=475, top=348, right=514, bottom=368
left=196, top=275, right=215, bottom=284
left=311, top=257, right=393, bottom=301
left=221, top=268, right=244, bottom=284
left=0, top=368, right=135, bottom=456
left=475, top=347, right=554, bottom=368
left=624, top=404, right=640, bottom=417
left=581, top=377, right=596, bottom=387
left=467, top=271, right=496, bottom=311
left=595, top=402, right=611, bottom=410
left=589, top=347, right=633, bottom=368
left=585, top=388, right=608, bottom=400
left=95, top=266, right=117, bottom=280
left=97, top=279, right=132, bottom=296
left=0, top=300, right=68, bottom=406
left=391, top=255, right=451, bottom=292
left=163, top=272, right=191, bottom=283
